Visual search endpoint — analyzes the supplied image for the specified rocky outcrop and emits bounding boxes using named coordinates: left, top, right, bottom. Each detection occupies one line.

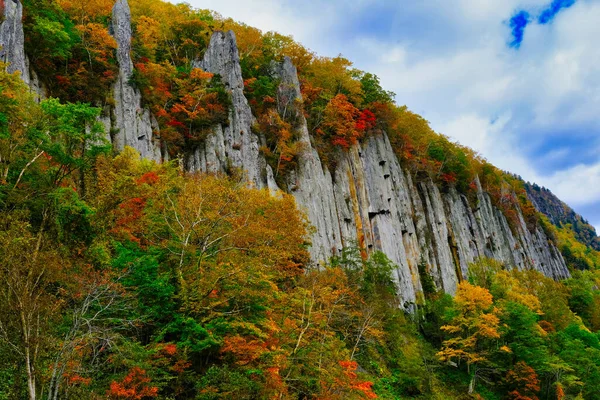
left=1, top=0, right=29, bottom=84
left=188, top=31, right=277, bottom=190
left=273, top=57, right=343, bottom=260
left=268, top=55, right=569, bottom=308
left=110, top=0, right=161, bottom=161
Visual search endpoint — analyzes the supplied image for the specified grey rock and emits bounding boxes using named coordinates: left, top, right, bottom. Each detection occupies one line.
left=189, top=31, right=272, bottom=189
left=0, top=0, right=29, bottom=84
left=267, top=56, right=569, bottom=307
left=111, top=0, right=161, bottom=161
left=273, top=57, right=343, bottom=262
left=5, top=6, right=569, bottom=307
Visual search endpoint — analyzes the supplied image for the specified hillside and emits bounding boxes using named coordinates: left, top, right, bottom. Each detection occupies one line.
left=525, top=181, right=600, bottom=251
left=2, top=0, right=600, bottom=399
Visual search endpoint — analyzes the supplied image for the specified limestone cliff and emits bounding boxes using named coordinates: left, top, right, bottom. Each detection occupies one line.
left=187, top=31, right=277, bottom=190
left=110, top=0, right=161, bottom=161
left=0, top=0, right=29, bottom=83
left=2, top=1, right=570, bottom=309
left=270, top=55, right=568, bottom=307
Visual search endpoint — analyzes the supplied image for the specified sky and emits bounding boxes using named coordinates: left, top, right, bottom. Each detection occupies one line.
left=174, top=0, right=600, bottom=231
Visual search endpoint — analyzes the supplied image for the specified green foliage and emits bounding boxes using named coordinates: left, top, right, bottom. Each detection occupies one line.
left=418, top=257, right=437, bottom=298
left=358, top=72, right=395, bottom=105
left=468, top=257, right=504, bottom=289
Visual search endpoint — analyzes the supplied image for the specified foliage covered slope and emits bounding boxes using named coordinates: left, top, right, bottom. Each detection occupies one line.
left=1, top=0, right=600, bottom=399
left=525, top=181, right=600, bottom=251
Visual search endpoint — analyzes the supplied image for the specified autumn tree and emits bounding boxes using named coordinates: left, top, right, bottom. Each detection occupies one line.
left=320, top=94, right=362, bottom=149
left=437, top=282, right=500, bottom=394
left=0, top=213, right=65, bottom=400
left=0, top=66, right=43, bottom=186
left=505, top=361, right=540, bottom=400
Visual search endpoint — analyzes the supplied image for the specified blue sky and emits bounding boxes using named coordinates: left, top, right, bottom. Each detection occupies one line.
left=178, top=0, right=600, bottom=231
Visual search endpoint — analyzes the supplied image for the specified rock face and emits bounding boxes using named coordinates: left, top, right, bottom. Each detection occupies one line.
left=3, top=2, right=570, bottom=308
left=110, top=0, right=161, bottom=161
left=1, top=0, right=30, bottom=84
left=187, top=31, right=277, bottom=190
left=268, top=57, right=569, bottom=307
left=273, top=58, right=343, bottom=260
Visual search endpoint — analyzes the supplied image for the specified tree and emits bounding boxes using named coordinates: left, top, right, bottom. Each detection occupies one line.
left=358, top=72, right=395, bottom=105
left=505, top=361, right=540, bottom=400
left=0, top=213, right=65, bottom=400
left=321, top=94, right=362, bottom=149
left=437, top=282, right=500, bottom=394
left=0, top=65, right=44, bottom=187
left=107, top=367, right=158, bottom=399
left=40, top=99, right=110, bottom=194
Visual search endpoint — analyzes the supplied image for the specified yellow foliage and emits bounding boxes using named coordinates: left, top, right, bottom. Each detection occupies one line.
left=493, top=270, right=542, bottom=314
left=304, top=56, right=363, bottom=105
left=58, top=0, right=113, bottom=22
left=135, top=16, right=161, bottom=55
left=438, top=282, right=500, bottom=367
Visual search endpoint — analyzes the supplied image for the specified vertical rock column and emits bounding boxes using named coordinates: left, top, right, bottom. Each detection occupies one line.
left=273, top=57, right=344, bottom=262
left=188, top=31, right=276, bottom=190
left=111, top=0, right=161, bottom=161
left=0, top=0, right=29, bottom=84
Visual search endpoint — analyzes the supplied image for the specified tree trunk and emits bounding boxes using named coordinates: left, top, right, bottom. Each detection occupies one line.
left=25, top=349, right=36, bottom=400
left=468, top=369, right=476, bottom=395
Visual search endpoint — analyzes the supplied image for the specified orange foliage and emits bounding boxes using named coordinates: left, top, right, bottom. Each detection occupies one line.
left=76, top=23, right=117, bottom=64
left=135, top=16, right=161, bottom=56
left=107, top=367, right=158, bottom=399
left=506, top=362, right=540, bottom=400
left=337, top=361, right=378, bottom=399
left=58, top=0, right=114, bottom=22
left=66, top=374, right=92, bottom=386
left=221, top=335, right=267, bottom=366
left=322, top=94, right=362, bottom=150
left=555, top=383, right=565, bottom=400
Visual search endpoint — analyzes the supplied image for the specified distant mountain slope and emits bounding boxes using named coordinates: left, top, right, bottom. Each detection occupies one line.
left=525, top=182, right=600, bottom=250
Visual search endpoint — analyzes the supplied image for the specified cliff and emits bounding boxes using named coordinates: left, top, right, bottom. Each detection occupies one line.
left=181, top=29, right=570, bottom=308
left=0, top=0, right=44, bottom=96
left=187, top=31, right=278, bottom=191
left=525, top=182, right=600, bottom=250
left=110, top=0, right=162, bottom=161
left=1, top=0, right=570, bottom=308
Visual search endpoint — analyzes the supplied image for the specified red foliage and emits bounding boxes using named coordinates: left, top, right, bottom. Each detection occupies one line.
left=136, top=171, right=160, bottom=186
left=323, top=94, right=362, bottom=150
left=355, top=109, right=376, bottom=132
left=117, top=197, right=146, bottom=226
left=107, top=367, right=158, bottom=399
left=338, top=360, right=377, bottom=399
left=505, top=362, right=540, bottom=400
left=55, top=75, right=71, bottom=86
left=440, top=173, right=457, bottom=184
